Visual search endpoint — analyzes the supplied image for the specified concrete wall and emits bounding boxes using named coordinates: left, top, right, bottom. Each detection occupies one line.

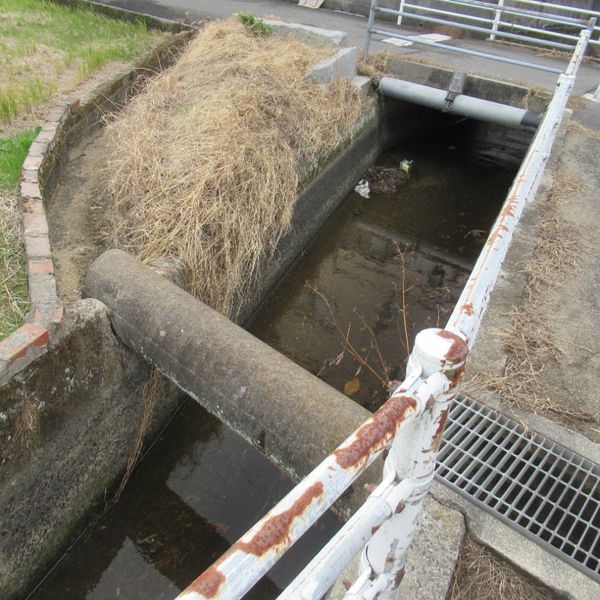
left=0, top=300, right=184, bottom=600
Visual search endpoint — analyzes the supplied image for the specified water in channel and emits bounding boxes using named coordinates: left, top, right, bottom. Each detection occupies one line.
left=250, top=125, right=516, bottom=410
left=30, top=122, right=518, bottom=599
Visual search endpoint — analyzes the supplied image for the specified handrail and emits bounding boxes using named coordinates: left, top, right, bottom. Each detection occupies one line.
left=512, top=0, right=600, bottom=19
left=401, top=0, right=598, bottom=43
left=378, top=5, right=574, bottom=50
left=173, top=14, right=595, bottom=600
left=400, top=0, right=600, bottom=30
left=368, top=26, right=563, bottom=73
left=393, top=0, right=600, bottom=50
left=447, top=16, right=594, bottom=341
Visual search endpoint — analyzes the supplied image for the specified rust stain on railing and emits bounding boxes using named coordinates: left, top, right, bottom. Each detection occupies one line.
left=437, top=330, right=469, bottom=364
left=188, top=565, right=225, bottom=598
left=333, top=395, right=418, bottom=469
left=182, top=482, right=324, bottom=598
left=238, top=482, right=324, bottom=556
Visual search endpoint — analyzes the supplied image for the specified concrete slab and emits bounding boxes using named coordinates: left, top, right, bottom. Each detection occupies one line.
left=308, top=46, right=357, bottom=83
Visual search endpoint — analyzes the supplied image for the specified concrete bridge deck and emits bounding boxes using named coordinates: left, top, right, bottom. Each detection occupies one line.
left=99, top=0, right=600, bottom=95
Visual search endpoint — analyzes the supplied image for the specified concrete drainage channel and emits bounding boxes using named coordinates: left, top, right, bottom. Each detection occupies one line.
left=3, top=7, right=600, bottom=600
left=29, top=111, right=561, bottom=598
left=25, top=108, right=530, bottom=598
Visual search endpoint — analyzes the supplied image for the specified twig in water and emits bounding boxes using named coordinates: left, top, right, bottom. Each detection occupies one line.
left=393, top=241, right=412, bottom=356
left=308, top=284, right=388, bottom=386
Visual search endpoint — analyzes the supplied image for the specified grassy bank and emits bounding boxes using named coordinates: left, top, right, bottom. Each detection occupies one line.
left=0, top=0, right=163, bottom=129
left=0, top=129, right=40, bottom=339
left=104, top=17, right=368, bottom=317
left=0, top=0, right=168, bottom=340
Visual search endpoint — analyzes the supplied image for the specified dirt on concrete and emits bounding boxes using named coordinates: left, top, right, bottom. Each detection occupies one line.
left=448, top=536, right=559, bottom=600
left=533, top=111, right=600, bottom=436
left=47, top=129, right=112, bottom=303
left=466, top=100, right=600, bottom=444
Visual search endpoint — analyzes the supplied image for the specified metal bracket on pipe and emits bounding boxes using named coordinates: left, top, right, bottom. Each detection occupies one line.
left=444, top=71, right=466, bottom=112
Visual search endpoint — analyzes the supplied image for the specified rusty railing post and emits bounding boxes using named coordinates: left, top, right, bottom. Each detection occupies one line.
left=347, top=327, right=468, bottom=598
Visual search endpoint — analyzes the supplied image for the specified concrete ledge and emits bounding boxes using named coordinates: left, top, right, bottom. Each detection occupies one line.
left=308, top=46, right=358, bottom=83
left=353, top=75, right=374, bottom=97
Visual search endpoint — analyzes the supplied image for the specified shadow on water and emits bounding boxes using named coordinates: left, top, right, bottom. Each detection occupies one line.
left=31, top=403, right=341, bottom=599
left=30, top=121, right=518, bottom=599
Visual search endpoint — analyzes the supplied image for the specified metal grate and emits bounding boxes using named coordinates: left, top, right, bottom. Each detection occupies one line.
left=436, top=395, right=600, bottom=582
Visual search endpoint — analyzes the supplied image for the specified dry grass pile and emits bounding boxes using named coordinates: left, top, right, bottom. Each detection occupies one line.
left=0, top=189, right=28, bottom=338
left=466, top=173, right=597, bottom=424
left=102, top=18, right=367, bottom=316
left=357, top=51, right=394, bottom=81
left=449, top=537, right=555, bottom=600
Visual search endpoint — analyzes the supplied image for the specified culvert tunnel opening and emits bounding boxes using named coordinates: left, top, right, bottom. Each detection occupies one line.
left=30, top=111, right=532, bottom=599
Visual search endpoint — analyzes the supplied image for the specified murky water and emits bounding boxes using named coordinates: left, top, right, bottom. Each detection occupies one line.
left=30, top=125, right=517, bottom=599
left=30, top=403, right=341, bottom=599
left=249, top=132, right=516, bottom=410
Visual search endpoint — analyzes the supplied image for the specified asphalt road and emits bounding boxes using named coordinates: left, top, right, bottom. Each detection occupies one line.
left=101, top=0, right=600, bottom=94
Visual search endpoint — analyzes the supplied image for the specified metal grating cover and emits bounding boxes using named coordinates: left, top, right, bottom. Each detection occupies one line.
left=436, top=394, right=600, bottom=582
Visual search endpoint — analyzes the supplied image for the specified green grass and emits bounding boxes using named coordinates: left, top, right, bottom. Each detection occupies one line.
left=0, top=128, right=40, bottom=188
left=0, top=0, right=163, bottom=123
left=0, top=129, right=39, bottom=339
left=0, top=0, right=168, bottom=339
left=238, top=13, right=273, bottom=37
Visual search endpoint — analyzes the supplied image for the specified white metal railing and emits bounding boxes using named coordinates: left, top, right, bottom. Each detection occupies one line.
left=365, top=0, right=565, bottom=73
left=173, top=16, right=595, bottom=600
left=395, top=0, right=600, bottom=48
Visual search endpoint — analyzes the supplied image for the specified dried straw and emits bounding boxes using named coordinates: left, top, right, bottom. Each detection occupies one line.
left=102, top=18, right=367, bottom=316
left=466, top=172, right=597, bottom=425
left=449, top=537, right=554, bottom=600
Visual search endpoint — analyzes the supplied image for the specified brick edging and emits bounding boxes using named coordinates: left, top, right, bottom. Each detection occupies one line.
left=0, top=104, right=71, bottom=378
left=0, top=31, right=193, bottom=382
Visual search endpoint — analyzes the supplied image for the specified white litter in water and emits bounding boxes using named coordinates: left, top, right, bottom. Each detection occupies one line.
left=354, top=179, right=370, bottom=198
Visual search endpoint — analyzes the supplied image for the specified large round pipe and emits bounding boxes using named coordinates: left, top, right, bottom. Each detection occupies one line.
left=85, top=249, right=376, bottom=514
left=379, top=77, right=541, bottom=128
